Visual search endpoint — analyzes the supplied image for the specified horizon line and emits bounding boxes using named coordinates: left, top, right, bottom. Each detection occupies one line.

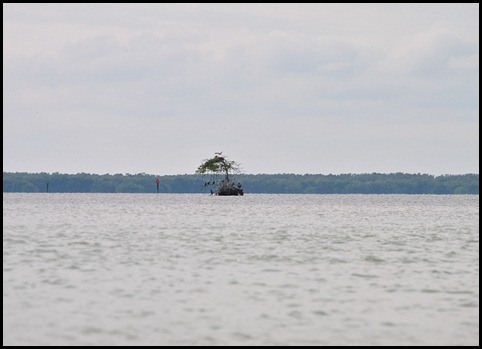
left=3, top=171, right=479, bottom=177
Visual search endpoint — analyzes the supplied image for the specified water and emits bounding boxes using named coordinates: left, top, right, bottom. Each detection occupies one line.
left=3, top=193, right=479, bottom=346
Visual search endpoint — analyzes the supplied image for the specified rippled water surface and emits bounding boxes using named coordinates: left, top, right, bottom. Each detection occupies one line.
left=3, top=193, right=479, bottom=345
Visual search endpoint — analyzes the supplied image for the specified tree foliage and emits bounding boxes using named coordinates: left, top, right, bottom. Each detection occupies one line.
left=196, top=153, right=241, bottom=177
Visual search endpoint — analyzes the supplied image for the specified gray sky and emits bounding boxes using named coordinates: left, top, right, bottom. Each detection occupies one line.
left=3, top=4, right=479, bottom=175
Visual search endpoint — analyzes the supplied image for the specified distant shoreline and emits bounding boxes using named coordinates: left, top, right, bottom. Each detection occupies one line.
left=3, top=172, right=479, bottom=194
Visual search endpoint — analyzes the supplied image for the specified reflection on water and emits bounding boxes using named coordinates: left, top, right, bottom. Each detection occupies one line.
left=3, top=194, right=479, bottom=345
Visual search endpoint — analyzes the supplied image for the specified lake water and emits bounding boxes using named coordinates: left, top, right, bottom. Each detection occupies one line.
left=3, top=193, right=479, bottom=346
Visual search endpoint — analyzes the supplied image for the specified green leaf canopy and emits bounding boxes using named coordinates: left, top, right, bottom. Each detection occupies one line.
left=196, top=154, right=241, bottom=176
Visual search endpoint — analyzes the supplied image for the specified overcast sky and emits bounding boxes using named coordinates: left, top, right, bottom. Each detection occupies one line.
left=3, top=4, right=479, bottom=175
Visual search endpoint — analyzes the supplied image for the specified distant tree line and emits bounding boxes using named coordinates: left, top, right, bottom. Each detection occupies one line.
left=3, top=172, right=479, bottom=194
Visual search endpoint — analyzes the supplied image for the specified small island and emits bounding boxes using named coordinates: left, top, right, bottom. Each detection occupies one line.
left=196, top=152, right=244, bottom=196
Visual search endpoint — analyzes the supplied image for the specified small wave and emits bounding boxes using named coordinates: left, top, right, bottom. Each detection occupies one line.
left=381, top=321, right=396, bottom=327
left=231, top=332, right=253, bottom=341
left=445, top=290, right=474, bottom=295
left=3, top=238, right=27, bottom=244
left=364, top=255, right=385, bottom=263
left=421, top=289, right=440, bottom=293
left=68, top=241, right=91, bottom=246
left=312, top=310, right=328, bottom=316
left=288, top=310, right=303, bottom=319
left=351, top=273, right=378, bottom=278
left=459, top=302, right=478, bottom=308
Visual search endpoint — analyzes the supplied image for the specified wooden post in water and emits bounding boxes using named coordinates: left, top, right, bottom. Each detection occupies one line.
left=46, top=180, right=49, bottom=193
left=156, top=178, right=160, bottom=193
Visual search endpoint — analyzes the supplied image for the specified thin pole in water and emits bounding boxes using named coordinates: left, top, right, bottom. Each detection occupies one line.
left=156, top=178, right=160, bottom=193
